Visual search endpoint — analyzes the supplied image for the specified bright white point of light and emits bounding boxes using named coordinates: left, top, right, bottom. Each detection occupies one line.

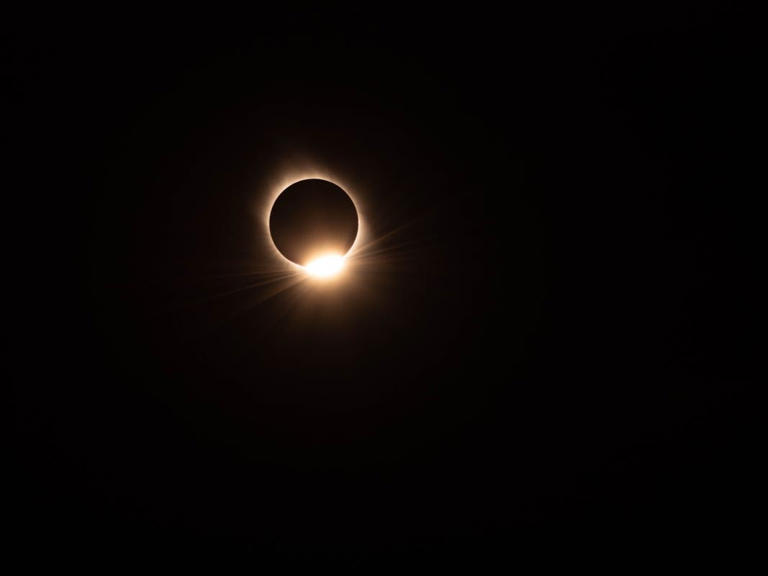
left=304, top=254, right=346, bottom=278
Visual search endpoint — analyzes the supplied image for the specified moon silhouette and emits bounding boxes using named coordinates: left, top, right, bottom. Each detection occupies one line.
left=269, top=179, right=359, bottom=267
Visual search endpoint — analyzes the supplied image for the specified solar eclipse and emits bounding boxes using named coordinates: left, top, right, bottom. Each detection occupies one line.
left=268, top=178, right=360, bottom=278
left=27, top=6, right=758, bottom=560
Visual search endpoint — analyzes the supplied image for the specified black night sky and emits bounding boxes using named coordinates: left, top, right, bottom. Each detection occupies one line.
left=11, top=4, right=760, bottom=565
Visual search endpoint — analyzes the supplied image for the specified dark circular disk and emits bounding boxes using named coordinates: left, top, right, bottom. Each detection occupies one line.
left=269, top=179, right=359, bottom=266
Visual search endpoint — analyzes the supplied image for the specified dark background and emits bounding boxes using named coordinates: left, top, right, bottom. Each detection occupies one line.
left=11, top=3, right=760, bottom=565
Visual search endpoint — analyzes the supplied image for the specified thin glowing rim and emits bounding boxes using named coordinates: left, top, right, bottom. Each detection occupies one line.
left=263, top=173, right=364, bottom=272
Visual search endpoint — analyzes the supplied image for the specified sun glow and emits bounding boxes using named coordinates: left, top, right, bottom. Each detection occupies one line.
left=304, top=254, right=346, bottom=278
left=262, top=169, right=364, bottom=268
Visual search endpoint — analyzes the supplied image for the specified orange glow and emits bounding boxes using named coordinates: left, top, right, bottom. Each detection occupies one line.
left=303, top=254, right=345, bottom=278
